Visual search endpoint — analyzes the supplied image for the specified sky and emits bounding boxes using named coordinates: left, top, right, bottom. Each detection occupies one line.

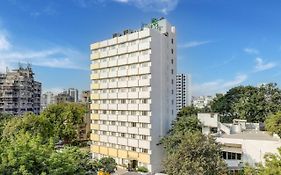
left=0, top=0, right=281, bottom=96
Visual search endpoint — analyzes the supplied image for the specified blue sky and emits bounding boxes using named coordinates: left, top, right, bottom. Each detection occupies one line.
left=0, top=0, right=281, bottom=96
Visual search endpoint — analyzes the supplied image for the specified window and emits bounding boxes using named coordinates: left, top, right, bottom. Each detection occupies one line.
left=120, top=121, right=126, bottom=126
left=120, top=145, right=126, bottom=149
left=129, top=134, right=136, bottom=139
left=140, top=135, right=148, bottom=140
left=111, top=132, right=116, bottom=136
left=171, top=69, right=174, bottom=74
left=93, top=120, right=99, bottom=124
left=141, top=148, right=148, bottom=153
left=102, top=120, right=107, bottom=125
left=171, top=49, right=174, bottom=54
left=102, top=131, right=107, bottom=135
left=142, top=99, right=148, bottom=104
left=141, top=123, right=148, bottom=128
left=130, top=99, right=137, bottom=104
left=111, top=121, right=116, bottom=125
left=141, top=111, right=148, bottom=116
left=130, top=122, right=137, bottom=127
left=131, top=147, right=136, bottom=152
left=121, top=111, right=126, bottom=115
left=171, top=38, right=174, bottom=44
left=102, top=110, right=107, bottom=114
left=121, top=133, right=126, bottom=137
left=121, top=99, right=126, bottom=104
left=111, top=110, right=116, bottom=115
left=93, top=110, right=98, bottom=114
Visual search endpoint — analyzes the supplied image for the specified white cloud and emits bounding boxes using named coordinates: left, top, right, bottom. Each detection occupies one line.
left=76, top=0, right=179, bottom=14
left=0, top=27, right=88, bottom=73
left=0, top=33, right=11, bottom=50
left=192, top=74, right=248, bottom=96
left=179, top=40, right=212, bottom=49
left=255, top=57, right=276, bottom=72
left=244, top=48, right=259, bottom=55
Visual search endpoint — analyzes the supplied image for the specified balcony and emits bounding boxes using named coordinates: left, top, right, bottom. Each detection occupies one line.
left=90, top=73, right=99, bottom=80
left=100, top=124, right=108, bottom=131
left=117, top=70, right=127, bottom=77
left=127, top=115, right=138, bottom=122
left=108, top=125, right=117, bottom=132
left=139, top=104, right=150, bottom=111
left=100, top=93, right=108, bottom=99
left=91, top=63, right=100, bottom=70
left=91, top=104, right=100, bottom=110
left=91, top=53, right=100, bottom=60
left=118, top=47, right=127, bottom=55
left=128, top=45, right=139, bottom=53
left=139, top=67, right=151, bottom=74
left=118, top=35, right=127, bottom=43
left=117, top=115, right=127, bottom=122
left=90, top=123, right=100, bottom=130
left=108, top=93, right=117, bottom=99
left=91, top=94, right=100, bottom=100
left=108, top=72, right=117, bottom=78
left=118, top=92, right=127, bottom=99
left=128, top=80, right=139, bottom=87
left=100, top=51, right=108, bottom=58
left=128, top=92, right=138, bottom=99
left=90, top=114, right=99, bottom=120
left=108, top=60, right=118, bottom=67
left=108, top=49, right=117, bottom=56
left=118, top=126, right=127, bottom=133
left=90, top=134, right=100, bottom=141
left=139, top=128, right=150, bottom=135
left=91, top=83, right=100, bottom=90
left=128, top=32, right=138, bottom=41
left=127, top=56, right=138, bottom=64
left=128, top=104, right=138, bottom=110
left=139, top=54, right=150, bottom=62
left=139, top=116, right=150, bottom=123
left=100, top=61, right=108, bottom=68
left=128, top=69, right=138, bottom=76
left=100, top=114, right=107, bottom=120
left=139, top=79, right=150, bottom=86
left=99, top=40, right=108, bottom=48
left=118, top=58, right=127, bottom=65
left=108, top=104, right=117, bottom=110
left=100, top=72, right=108, bottom=79
left=90, top=43, right=100, bottom=50
left=139, top=29, right=150, bottom=38
left=90, top=145, right=100, bottom=153
left=108, top=82, right=117, bottom=88
left=100, top=83, right=108, bottom=89
left=139, top=141, right=151, bottom=149
left=100, top=104, right=107, bottom=110
left=117, top=81, right=127, bottom=88
left=139, top=42, right=151, bottom=50
left=128, top=138, right=138, bottom=147
left=118, top=104, right=127, bottom=110
left=139, top=91, right=150, bottom=98
left=108, top=38, right=117, bottom=46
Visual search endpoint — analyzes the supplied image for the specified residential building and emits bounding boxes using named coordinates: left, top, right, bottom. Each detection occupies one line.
left=176, top=73, right=191, bottom=113
left=55, top=92, right=74, bottom=103
left=0, top=65, right=41, bottom=115
left=79, top=90, right=91, bottom=141
left=41, top=91, right=55, bottom=110
left=68, top=88, right=79, bottom=102
left=198, top=113, right=281, bottom=173
left=192, top=95, right=214, bottom=109
left=90, top=18, right=177, bottom=173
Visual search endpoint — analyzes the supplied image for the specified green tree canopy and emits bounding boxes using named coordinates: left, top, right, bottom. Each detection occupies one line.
left=211, top=83, right=281, bottom=122
left=161, top=106, right=227, bottom=174
left=257, top=148, right=281, bottom=174
left=163, top=132, right=227, bottom=175
left=265, top=112, right=281, bottom=137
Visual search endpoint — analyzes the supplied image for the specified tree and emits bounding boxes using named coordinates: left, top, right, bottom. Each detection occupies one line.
left=211, top=83, right=281, bottom=123
left=40, top=103, right=87, bottom=144
left=265, top=112, right=281, bottom=137
left=0, top=132, right=98, bottom=175
left=161, top=107, right=227, bottom=174
left=161, top=106, right=201, bottom=153
left=257, top=148, right=281, bottom=174
left=2, top=113, right=52, bottom=143
left=98, top=157, right=117, bottom=174
left=163, top=132, right=227, bottom=175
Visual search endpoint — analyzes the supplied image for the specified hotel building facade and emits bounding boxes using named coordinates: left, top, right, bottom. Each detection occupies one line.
left=90, top=18, right=176, bottom=173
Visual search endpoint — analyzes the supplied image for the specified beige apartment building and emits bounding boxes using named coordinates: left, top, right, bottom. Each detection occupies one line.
left=90, top=18, right=176, bottom=173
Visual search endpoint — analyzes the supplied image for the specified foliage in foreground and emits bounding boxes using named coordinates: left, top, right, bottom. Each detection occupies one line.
left=161, top=106, right=227, bottom=175
left=0, top=103, right=116, bottom=175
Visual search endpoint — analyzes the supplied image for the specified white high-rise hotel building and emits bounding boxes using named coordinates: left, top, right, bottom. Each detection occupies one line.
left=90, top=18, right=176, bottom=173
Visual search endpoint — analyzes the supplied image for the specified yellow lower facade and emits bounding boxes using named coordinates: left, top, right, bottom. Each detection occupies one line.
left=91, top=146, right=151, bottom=164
